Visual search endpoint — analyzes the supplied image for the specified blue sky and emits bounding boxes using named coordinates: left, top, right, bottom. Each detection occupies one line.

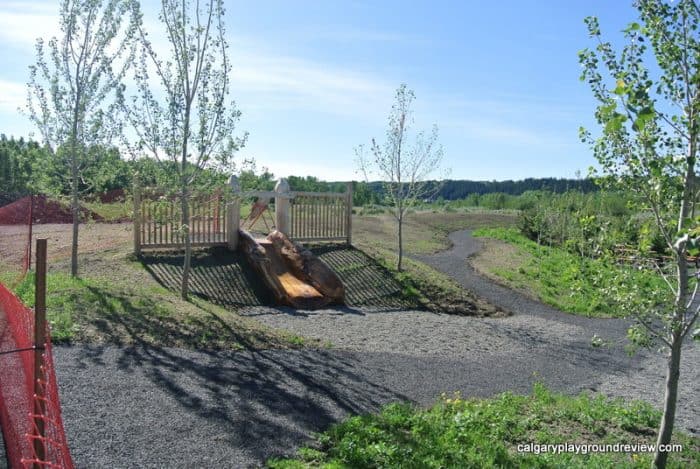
left=0, top=1, right=640, bottom=181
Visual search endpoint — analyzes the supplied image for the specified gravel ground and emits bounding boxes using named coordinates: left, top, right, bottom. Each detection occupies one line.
left=6, top=230, right=699, bottom=468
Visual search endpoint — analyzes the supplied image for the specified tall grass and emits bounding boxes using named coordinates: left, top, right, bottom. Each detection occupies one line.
left=472, top=228, right=670, bottom=318
left=268, top=383, right=699, bottom=468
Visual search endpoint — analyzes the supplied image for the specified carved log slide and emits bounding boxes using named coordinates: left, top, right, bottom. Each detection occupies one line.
left=238, top=229, right=345, bottom=309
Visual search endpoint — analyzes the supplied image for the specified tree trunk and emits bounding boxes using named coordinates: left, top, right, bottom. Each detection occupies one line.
left=267, top=229, right=345, bottom=303
left=397, top=212, right=403, bottom=272
left=180, top=96, right=192, bottom=300
left=69, top=92, right=81, bottom=278
left=653, top=333, right=682, bottom=468
left=653, top=146, right=696, bottom=468
left=180, top=186, right=191, bottom=300
left=70, top=149, right=79, bottom=277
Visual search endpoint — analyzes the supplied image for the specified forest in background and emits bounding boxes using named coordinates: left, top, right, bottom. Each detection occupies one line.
left=0, top=135, right=596, bottom=206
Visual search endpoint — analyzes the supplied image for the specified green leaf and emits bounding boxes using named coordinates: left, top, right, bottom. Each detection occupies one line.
left=605, top=113, right=626, bottom=133
left=623, top=22, right=641, bottom=33
left=632, top=107, right=654, bottom=132
left=613, top=79, right=626, bottom=95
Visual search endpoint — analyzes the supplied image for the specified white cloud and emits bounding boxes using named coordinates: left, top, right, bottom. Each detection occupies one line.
left=230, top=51, right=394, bottom=121
left=131, top=15, right=395, bottom=122
left=0, top=80, right=26, bottom=113
left=443, top=118, right=569, bottom=147
left=0, top=2, right=59, bottom=47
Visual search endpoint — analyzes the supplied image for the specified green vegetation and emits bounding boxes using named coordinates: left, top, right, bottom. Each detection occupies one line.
left=268, top=383, right=699, bottom=468
left=82, top=201, right=132, bottom=221
left=9, top=253, right=311, bottom=350
left=353, top=210, right=516, bottom=315
left=472, top=228, right=669, bottom=318
left=2, top=131, right=598, bottom=210
left=580, top=3, right=700, bottom=464
left=369, top=247, right=501, bottom=316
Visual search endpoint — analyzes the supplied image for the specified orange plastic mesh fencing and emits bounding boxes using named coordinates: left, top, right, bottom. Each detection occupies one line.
left=0, top=282, right=74, bottom=468
left=0, top=194, right=34, bottom=285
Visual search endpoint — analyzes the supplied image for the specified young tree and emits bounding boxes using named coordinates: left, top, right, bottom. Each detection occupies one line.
left=579, top=1, right=700, bottom=466
left=356, top=84, right=446, bottom=271
left=27, top=0, right=136, bottom=277
left=124, top=0, right=246, bottom=299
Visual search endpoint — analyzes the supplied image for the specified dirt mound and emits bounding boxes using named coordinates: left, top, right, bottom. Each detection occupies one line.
left=0, top=195, right=104, bottom=225
left=0, top=192, right=25, bottom=207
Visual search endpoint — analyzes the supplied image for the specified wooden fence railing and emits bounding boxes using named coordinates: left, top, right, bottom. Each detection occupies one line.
left=289, top=191, right=351, bottom=242
left=134, top=189, right=227, bottom=254
left=133, top=177, right=352, bottom=254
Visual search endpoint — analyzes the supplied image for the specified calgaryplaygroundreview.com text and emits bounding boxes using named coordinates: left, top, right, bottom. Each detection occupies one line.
left=517, top=442, right=684, bottom=455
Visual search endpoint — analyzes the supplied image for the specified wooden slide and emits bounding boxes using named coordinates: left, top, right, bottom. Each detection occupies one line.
left=238, top=229, right=345, bottom=309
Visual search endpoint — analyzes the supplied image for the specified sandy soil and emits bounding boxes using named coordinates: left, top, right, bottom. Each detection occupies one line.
left=0, top=223, right=132, bottom=270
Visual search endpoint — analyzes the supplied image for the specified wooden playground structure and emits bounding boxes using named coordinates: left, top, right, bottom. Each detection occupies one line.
left=132, top=177, right=352, bottom=308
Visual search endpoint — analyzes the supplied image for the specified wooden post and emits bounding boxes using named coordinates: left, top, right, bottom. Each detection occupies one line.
left=33, top=238, right=47, bottom=468
left=227, top=175, right=240, bottom=250
left=345, top=181, right=353, bottom=245
left=275, top=178, right=291, bottom=235
left=133, top=174, right=141, bottom=256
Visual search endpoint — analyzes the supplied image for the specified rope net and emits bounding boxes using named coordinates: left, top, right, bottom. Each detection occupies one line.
left=0, top=282, right=74, bottom=468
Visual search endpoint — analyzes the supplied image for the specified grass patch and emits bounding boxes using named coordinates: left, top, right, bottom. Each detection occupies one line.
left=11, top=250, right=314, bottom=350
left=353, top=210, right=517, bottom=256
left=472, top=228, right=669, bottom=318
left=351, top=210, right=515, bottom=315
left=357, top=244, right=503, bottom=316
left=83, top=201, right=132, bottom=222
left=268, top=383, right=699, bottom=468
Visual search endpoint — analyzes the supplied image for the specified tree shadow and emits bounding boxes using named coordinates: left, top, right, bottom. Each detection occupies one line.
left=83, top=284, right=278, bottom=351
left=140, top=245, right=423, bottom=312
left=141, top=247, right=273, bottom=308
left=311, top=244, right=423, bottom=310
left=67, top=342, right=410, bottom=465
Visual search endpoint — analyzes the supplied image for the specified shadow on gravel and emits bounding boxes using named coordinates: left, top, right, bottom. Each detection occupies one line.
left=67, top=344, right=409, bottom=465
left=141, top=248, right=273, bottom=308
left=141, top=245, right=422, bottom=311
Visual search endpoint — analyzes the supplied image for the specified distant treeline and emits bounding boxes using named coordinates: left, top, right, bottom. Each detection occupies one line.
left=363, top=178, right=597, bottom=202
left=1, top=134, right=597, bottom=206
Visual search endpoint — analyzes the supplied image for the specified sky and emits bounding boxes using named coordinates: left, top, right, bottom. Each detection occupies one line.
left=0, top=0, right=642, bottom=182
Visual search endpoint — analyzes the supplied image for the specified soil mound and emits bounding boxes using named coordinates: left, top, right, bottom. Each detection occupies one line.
left=0, top=195, right=104, bottom=224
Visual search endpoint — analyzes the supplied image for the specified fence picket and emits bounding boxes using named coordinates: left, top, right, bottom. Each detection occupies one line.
left=135, top=182, right=352, bottom=251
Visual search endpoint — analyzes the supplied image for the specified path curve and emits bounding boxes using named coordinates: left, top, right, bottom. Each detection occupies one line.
left=47, top=230, right=698, bottom=468
left=413, top=230, right=632, bottom=335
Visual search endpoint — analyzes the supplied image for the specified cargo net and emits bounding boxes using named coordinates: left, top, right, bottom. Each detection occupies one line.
left=0, top=282, right=74, bottom=468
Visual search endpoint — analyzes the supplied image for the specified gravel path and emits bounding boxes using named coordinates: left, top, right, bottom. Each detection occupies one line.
left=26, top=230, right=700, bottom=467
